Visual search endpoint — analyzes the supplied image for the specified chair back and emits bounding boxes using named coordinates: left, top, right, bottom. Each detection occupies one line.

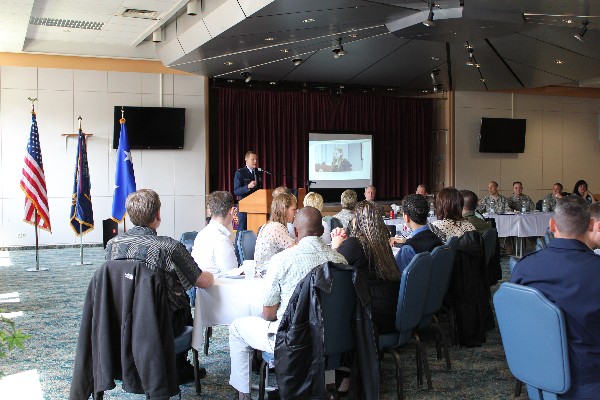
left=535, top=237, right=546, bottom=251
left=494, top=283, right=570, bottom=398
left=420, top=244, right=454, bottom=326
left=446, top=236, right=459, bottom=252
left=330, top=217, right=344, bottom=231
left=237, top=230, right=257, bottom=262
left=396, top=252, right=432, bottom=336
left=179, top=231, right=198, bottom=253
left=319, top=268, right=356, bottom=366
left=386, top=224, right=397, bottom=237
left=481, top=228, right=497, bottom=266
left=509, top=256, right=519, bottom=274
left=544, top=229, right=554, bottom=245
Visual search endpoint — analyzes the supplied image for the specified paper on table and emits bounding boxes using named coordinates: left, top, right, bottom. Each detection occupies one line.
left=224, top=267, right=244, bottom=277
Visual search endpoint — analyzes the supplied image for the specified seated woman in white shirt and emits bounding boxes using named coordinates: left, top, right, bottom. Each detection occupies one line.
left=302, top=191, right=331, bottom=245
left=191, top=191, right=238, bottom=276
left=254, top=193, right=297, bottom=269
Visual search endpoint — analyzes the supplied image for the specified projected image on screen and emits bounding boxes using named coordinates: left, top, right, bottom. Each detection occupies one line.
left=308, top=133, right=372, bottom=189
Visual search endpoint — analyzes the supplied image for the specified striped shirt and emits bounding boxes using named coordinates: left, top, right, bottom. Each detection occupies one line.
left=105, top=226, right=201, bottom=313
left=262, top=236, right=347, bottom=321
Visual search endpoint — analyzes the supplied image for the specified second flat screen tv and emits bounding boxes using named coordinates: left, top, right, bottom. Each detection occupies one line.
left=479, top=117, right=526, bottom=153
left=113, top=106, right=185, bottom=149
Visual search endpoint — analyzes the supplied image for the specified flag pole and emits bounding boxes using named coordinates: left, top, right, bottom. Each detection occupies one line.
left=26, top=209, right=48, bottom=272
left=121, top=107, right=127, bottom=234
left=72, top=116, right=91, bottom=266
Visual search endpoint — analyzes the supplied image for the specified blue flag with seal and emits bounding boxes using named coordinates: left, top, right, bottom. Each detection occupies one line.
left=111, top=116, right=136, bottom=222
left=69, top=126, right=94, bottom=236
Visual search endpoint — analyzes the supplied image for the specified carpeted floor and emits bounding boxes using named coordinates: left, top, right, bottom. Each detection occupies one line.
left=0, top=246, right=521, bottom=399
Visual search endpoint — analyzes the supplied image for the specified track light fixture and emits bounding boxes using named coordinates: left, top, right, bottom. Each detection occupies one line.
left=332, top=38, right=347, bottom=59
left=292, top=58, right=302, bottom=66
left=574, top=20, right=589, bottom=41
left=187, top=0, right=198, bottom=16
left=423, top=2, right=435, bottom=27
left=152, top=29, right=162, bottom=43
left=241, top=71, right=252, bottom=83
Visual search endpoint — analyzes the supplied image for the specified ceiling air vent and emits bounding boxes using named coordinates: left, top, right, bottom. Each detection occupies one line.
left=29, top=17, right=104, bottom=30
left=121, top=8, right=161, bottom=20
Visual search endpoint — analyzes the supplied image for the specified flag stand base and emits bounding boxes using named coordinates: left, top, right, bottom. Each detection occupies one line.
left=71, top=262, right=92, bottom=266
left=26, top=267, right=49, bottom=272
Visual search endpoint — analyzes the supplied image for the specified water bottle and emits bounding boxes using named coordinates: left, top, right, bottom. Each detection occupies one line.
left=428, top=202, right=435, bottom=218
left=490, top=199, right=496, bottom=215
left=521, top=203, right=527, bottom=214
left=542, top=198, right=548, bottom=213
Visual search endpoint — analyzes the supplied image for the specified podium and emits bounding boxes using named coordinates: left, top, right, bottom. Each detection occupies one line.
left=239, top=188, right=306, bottom=233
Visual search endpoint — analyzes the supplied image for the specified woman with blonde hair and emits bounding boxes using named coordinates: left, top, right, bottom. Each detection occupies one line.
left=303, top=191, right=331, bottom=244
left=331, top=200, right=400, bottom=333
left=254, top=193, right=297, bottom=269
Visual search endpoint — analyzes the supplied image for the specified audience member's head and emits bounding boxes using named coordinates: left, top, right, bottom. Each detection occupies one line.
left=573, top=179, right=589, bottom=196
left=588, top=202, right=600, bottom=248
left=340, top=189, right=358, bottom=210
left=487, top=181, right=499, bottom=195
left=461, top=189, right=478, bottom=213
left=207, top=191, right=234, bottom=220
left=126, top=189, right=161, bottom=227
left=293, top=206, right=324, bottom=240
left=402, top=194, right=429, bottom=226
left=303, top=191, right=324, bottom=212
left=512, top=181, right=523, bottom=196
left=270, top=193, right=297, bottom=225
left=272, top=186, right=291, bottom=198
left=435, top=187, right=465, bottom=221
left=552, top=196, right=590, bottom=238
left=364, top=185, right=376, bottom=201
left=416, top=184, right=429, bottom=196
left=553, top=183, right=563, bottom=194
left=352, top=200, right=400, bottom=281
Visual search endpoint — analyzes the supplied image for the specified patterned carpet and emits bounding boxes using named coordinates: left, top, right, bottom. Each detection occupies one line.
left=0, top=247, right=521, bottom=399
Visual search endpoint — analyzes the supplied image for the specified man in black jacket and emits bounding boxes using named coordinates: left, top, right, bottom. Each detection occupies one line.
left=228, top=207, right=347, bottom=400
left=105, top=189, right=214, bottom=382
left=233, top=150, right=262, bottom=262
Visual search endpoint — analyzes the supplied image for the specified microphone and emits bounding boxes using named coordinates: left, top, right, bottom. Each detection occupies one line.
left=257, top=168, right=272, bottom=175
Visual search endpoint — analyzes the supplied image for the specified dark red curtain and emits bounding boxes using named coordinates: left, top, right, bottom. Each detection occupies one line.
left=214, top=88, right=432, bottom=199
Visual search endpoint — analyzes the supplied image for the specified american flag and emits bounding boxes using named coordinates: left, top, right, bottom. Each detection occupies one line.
left=20, top=111, right=51, bottom=232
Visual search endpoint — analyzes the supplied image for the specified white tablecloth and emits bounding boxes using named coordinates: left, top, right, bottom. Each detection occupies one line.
left=191, top=277, right=266, bottom=350
left=485, top=212, right=553, bottom=238
left=384, top=217, right=436, bottom=236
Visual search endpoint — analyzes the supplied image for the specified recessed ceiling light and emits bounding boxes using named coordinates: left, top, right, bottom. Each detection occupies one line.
left=429, top=56, right=440, bottom=61
left=387, top=88, right=395, bottom=91
left=422, top=90, right=428, bottom=93
left=280, top=49, right=290, bottom=53
left=480, top=78, right=487, bottom=82
left=303, top=18, right=315, bottom=23
left=564, top=19, right=573, bottom=24
left=270, top=81, right=276, bottom=85
left=349, top=33, right=358, bottom=38
left=227, top=79, right=234, bottom=83
left=265, top=37, right=275, bottom=41
left=224, top=61, right=234, bottom=66
left=555, top=59, right=564, bottom=64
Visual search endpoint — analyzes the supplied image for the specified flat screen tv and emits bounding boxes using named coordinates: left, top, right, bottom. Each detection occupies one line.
left=479, top=117, right=526, bottom=153
left=113, top=106, right=185, bottom=149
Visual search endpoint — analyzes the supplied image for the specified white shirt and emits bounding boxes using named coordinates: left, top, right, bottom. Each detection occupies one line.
left=191, top=220, right=238, bottom=276
left=262, top=236, right=347, bottom=321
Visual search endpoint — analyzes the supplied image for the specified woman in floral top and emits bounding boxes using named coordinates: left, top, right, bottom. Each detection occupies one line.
left=429, top=187, right=476, bottom=242
left=254, top=193, right=297, bottom=269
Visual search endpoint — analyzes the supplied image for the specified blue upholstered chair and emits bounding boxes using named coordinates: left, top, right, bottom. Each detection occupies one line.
left=417, top=244, right=454, bottom=371
left=179, top=231, right=198, bottom=307
left=536, top=237, right=547, bottom=251
left=509, top=256, right=519, bottom=274
left=237, top=230, right=257, bottom=263
left=494, top=283, right=570, bottom=400
left=379, top=251, right=433, bottom=399
left=257, top=268, right=356, bottom=400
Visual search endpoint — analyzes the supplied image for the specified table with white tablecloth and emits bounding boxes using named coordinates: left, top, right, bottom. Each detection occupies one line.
left=384, top=216, right=436, bottom=236
left=484, top=212, right=554, bottom=257
left=191, top=277, right=266, bottom=351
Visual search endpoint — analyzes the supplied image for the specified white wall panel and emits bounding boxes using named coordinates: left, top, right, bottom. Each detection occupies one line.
left=39, top=68, right=73, bottom=91
left=74, top=70, right=107, bottom=92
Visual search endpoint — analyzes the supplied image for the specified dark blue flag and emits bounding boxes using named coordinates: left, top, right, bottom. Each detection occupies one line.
left=70, top=127, right=94, bottom=236
left=111, top=117, right=136, bottom=222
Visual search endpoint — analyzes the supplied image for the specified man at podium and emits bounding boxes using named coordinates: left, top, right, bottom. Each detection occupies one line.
left=233, top=151, right=262, bottom=261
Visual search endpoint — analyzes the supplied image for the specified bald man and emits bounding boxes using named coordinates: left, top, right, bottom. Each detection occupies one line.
left=228, top=207, right=347, bottom=399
